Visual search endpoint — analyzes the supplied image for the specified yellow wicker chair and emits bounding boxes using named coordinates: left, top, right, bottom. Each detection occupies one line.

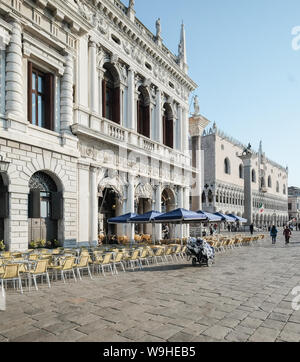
left=112, top=252, right=126, bottom=274
left=0, top=264, right=23, bottom=294
left=48, top=257, right=77, bottom=283
left=28, top=259, right=51, bottom=291
left=128, top=250, right=142, bottom=271
left=74, top=255, right=93, bottom=280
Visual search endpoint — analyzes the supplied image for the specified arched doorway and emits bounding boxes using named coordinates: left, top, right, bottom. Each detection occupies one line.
left=28, top=171, right=62, bottom=243
left=98, top=187, right=119, bottom=242
left=162, top=103, right=173, bottom=149
left=0, top=174, right=9, bottom=243
left=161, top=188, right=176, bottom=213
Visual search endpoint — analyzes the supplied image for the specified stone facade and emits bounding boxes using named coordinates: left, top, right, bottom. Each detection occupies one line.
left=200, top=123, right=288, bottom=228
left=288, top=187, right=300, bottom=226
left=0, top=0, right=197, bottom=250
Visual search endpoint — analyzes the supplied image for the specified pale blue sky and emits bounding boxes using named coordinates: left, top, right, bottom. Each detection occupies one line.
left=134, top=0, right=300, bottom=187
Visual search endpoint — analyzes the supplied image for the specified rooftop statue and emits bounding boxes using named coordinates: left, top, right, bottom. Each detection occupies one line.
left=156, top=18, right=161, bottom=38
left=193, top=95, right=200, bottom=116
left=242, top=143, right=252, bottom=156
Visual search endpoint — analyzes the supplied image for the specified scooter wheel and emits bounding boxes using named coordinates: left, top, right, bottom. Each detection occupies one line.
left=207, top=259, right=213, bottom=267
left=192, top=258, right=197, bottom=267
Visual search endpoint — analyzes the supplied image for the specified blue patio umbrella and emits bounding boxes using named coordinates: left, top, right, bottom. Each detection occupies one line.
left=129, top=211, right=163, bottom=223
left=107, top=212, right=138, bottom=224
left=153, top=208, right=207, bottom=245
left=129, top=211, right=163, bottom=244
left=228, top=214, right=247, bottom=223
left=213, top=212, right=236, bottom=223
left=153, top=208, right=207, bottom=223
left=197, top=211, right=223, bottom=222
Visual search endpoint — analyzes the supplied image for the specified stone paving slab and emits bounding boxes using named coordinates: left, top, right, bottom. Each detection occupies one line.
left=1, top=233, right=300, bottom=342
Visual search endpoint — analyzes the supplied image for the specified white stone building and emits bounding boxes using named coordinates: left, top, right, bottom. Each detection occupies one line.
left=200, top=123, right=288, bottom=228
left=0, top=0, right=197, bottom=251
left=288, top=187, right=300, bottom=226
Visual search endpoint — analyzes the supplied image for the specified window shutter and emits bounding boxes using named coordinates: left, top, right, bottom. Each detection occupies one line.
left=51, top=192, right=63, bottom=220
left=0, top=187, right=9, bottom=218
left=102, top=79, right=106, bottom=118
left=44, top=73, right=54, bottom=131
left=28, top=61, right=33, bottom=124
left=113, top=86, right=120, bottom=124
left=28, top=189, right=40, bottom=218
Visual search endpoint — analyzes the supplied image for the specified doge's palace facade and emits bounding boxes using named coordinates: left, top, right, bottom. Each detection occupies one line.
left=0, top=0, right=197, bottom=250
left=201, top=123, right=288, bottom=228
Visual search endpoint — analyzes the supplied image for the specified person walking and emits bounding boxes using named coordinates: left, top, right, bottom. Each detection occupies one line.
left=283, top=225, right=292, bottom=245
left=270, top=225, right=278, bottom=245
left=250, top=223, right=254, bottom=235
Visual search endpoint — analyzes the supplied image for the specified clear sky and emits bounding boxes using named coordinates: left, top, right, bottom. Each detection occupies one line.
left=134, top=0, right=300, bottom=187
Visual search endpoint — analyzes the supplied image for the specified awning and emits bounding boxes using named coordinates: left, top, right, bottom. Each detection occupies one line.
left=128, top=211, right=163, bottom=223
left=213, top=212, right=236, bottom=222
left=227, top=214, right=247, bottom=223
left=153, top=208, right=207, bottom=223
left=108, top=213, right=138, bottom=224
left=197, top=211, right=223, bottom=222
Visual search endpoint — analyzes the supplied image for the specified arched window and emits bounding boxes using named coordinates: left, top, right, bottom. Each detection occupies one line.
left=252, top=169, right=256, bottom=183
left=29, top=172, right=60, bottom=219
left=202, top=191, right=206, bottom=205
left=276, top=181, right=279, bottom=193
left=137, top=86, right=150, bottom=138
left=283, top=184, right=286, bottom=195
left=261, top=177, right=266, bottom=188
left=224, top=158, right=230, bottom=175
left=208, top=190, right=213, bottom=204
left=239, top=164, right=243, bottom=179
left=268, top=176, right=272, bottom=188
left=102, top=63, right=120, bottom=124
left=162, top=103, right=173, bottom=149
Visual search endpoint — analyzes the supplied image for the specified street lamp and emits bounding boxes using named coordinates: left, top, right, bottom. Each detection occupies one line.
left=0, top=156, right=9, bottom=173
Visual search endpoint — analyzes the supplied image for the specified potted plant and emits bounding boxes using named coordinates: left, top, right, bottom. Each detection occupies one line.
left=46, top=240, right=52, bottom=249
left=53, top=239, right=60, bottom=248
left=29, top=240, right=37, bottom=249
left=38, top=239, right=46, bottom=248
left=0, top=240, right=5, bottom=251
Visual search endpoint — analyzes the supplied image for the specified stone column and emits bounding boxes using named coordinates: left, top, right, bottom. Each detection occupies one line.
left=60, top=53, right=73, bottom=133
left=90, top=166, right=98, bottom=246
left=127, top=174, right=135, bottom=243
left=119, top=83, right=125, bottom=127
left=5, top=20, right=24, bottom=122
left=155, top=183, right=162, bottom=242
left=88, top=39, right=97, bottom=114
left=8, top=186, right=30, bottom=252
left=98, top=67, right=104, bottom=118
left=127, top=67, right=135, bottom=130
left=177, top=186, right=184, bottom=239
left=184, top=186, right=190, bottom=237
left=239, top=152, right=253, bottom=226
left=182, top=107, right=189, bottom=155
left=156, top=89, right=162, bottom=143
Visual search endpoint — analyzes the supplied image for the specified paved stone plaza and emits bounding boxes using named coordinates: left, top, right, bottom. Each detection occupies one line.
left=1, top=233, right=300, bottom=342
